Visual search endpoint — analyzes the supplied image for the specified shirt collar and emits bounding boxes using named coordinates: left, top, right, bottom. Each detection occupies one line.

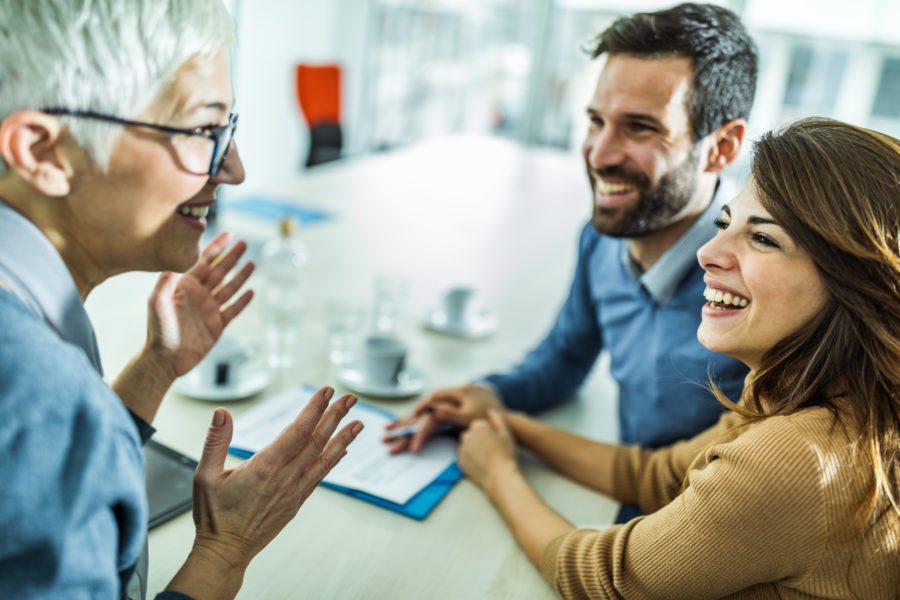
left=620, top=178, right=736, bottom=305
left=0, top=198, right=104, bottom=374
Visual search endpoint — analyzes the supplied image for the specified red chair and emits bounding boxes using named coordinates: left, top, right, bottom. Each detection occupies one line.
left=295, top=64, right=343, bottom=167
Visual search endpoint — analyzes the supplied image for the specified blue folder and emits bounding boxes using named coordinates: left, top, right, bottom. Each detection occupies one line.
left=228, top=401, right=462, bottom=521
left=323, top=462, right=462, bottom=521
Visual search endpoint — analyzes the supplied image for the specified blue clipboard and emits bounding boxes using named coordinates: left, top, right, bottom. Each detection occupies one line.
left=321, top=463, right=462, bottom=521
left=228, top=401, right=462, bottom=521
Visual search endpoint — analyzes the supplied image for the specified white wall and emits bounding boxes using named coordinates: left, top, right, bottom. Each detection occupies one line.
left=744, top=0, right=900, bottom=45
left=228, top=0, right=370, bottom=195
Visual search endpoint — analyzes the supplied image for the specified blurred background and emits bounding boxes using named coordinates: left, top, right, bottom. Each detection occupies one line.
left=223, top=0, right=900, bottom=194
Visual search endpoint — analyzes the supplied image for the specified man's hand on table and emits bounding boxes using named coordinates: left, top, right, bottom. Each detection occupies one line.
left=165, top=386, right=364, bottom=599
left=384, top=383, right=503, bottom=454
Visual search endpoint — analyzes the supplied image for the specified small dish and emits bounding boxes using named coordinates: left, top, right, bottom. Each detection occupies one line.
left=337, top=365, right=426, bottom=399
left=172, top=365, right=269, bottom=401
left=422, top=307, right=498, bottom=339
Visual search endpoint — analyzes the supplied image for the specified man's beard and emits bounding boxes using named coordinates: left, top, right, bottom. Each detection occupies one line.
left=589, top=146, right=702, bottom=238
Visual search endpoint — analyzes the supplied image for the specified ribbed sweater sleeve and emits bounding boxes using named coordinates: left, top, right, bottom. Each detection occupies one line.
left=542, top=415, right=829, bottom=599
left=610, top=411, right=746, bottom=512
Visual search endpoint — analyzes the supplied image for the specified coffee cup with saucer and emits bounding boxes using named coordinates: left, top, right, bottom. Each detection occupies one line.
left=173, top=334, right=269, bottom=401
left=337, top=335, right=425, bottom=399
left=423, top=286, right=498, bottom=339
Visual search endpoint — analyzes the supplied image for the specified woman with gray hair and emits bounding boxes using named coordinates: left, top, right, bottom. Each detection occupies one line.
left=0, top=1, right=362, bottom=598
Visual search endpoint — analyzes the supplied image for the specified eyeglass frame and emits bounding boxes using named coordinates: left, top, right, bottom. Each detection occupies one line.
left=40, top=108, right=238, bottom=177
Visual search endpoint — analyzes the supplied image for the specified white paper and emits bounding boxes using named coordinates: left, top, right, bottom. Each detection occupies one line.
left=230, top=385, right=458, bottom=505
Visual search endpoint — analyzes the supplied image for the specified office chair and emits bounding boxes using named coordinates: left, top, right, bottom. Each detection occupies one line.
left=295, top=64, right=343, bottom=168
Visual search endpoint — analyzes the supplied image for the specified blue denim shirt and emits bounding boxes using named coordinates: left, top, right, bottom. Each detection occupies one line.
left=485, top=183, right=748, bottom=447
left=0, top=200, right=188, bottom=600
left=0, top=290, right=148, bottom=598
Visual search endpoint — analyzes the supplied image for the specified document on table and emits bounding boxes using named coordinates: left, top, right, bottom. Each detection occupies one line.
left=229, top=385, right=458, bottom=505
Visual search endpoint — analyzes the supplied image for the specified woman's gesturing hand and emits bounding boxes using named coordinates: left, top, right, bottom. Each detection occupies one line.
left=166, top=386, right=363, bottom=598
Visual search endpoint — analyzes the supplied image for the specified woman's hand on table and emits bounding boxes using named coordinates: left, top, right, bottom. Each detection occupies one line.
left=458, top=409, right=521, bottom=493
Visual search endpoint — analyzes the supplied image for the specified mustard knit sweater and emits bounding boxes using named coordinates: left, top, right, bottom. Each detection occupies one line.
left=540, top=408, right=899, bottom=599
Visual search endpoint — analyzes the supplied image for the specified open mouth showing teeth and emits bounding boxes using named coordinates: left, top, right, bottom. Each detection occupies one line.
left=596, top=180, right=637, bottom=195
left=177, top=204, right=210, bottom=219
left=703, top=286, right=749, bottom=309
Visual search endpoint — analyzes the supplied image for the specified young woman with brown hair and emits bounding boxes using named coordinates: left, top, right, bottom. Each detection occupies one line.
left=455, top=118, right=899, bottom=598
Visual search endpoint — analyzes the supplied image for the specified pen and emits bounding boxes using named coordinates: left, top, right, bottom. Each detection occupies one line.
left=383, top=421, right=458, bottom=440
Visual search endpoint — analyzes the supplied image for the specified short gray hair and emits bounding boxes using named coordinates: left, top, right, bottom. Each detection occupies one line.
left=0, top=0, right=235, bottom=174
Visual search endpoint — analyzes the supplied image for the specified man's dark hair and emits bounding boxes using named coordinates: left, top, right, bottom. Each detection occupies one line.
left=590, top=2, right=758, bottom=140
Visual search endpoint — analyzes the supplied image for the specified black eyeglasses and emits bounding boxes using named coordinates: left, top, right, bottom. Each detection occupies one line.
left=41, top=108, right=238, bottom=177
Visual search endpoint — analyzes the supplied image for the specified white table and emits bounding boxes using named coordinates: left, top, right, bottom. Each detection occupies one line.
left=86, top=134, right=620, bottom=599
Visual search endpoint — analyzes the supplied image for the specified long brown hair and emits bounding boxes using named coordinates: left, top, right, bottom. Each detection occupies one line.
left=714, top=118, right=900, bottom=522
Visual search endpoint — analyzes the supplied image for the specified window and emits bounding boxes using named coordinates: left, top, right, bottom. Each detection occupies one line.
left=362, top=0, right=544, bottom=151
left=871, top=57, right=900, bottom=120
left=781, top=43, right=848, bottom=120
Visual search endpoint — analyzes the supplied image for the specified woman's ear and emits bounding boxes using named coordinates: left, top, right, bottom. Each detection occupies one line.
left=0, top=110, right=74, bottom=196
left=704, top=118, right=747, bottom=174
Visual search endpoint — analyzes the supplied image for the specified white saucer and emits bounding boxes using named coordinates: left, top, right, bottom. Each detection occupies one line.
left=337, top=365, right=426, bottom=399
left=422, top=307, right=498, bottom=339
left=172, top=365, right=270, bottom=401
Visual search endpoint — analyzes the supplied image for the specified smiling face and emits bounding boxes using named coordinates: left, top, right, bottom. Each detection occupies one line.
left=583, top=54, right=707, bottom=237
left=696, top=181, right=829, bottom=371
left=64, top=49, right=244, bottom=279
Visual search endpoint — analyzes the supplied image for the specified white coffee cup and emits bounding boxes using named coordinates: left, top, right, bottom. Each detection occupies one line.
left=442, top=286, right=477, bottom=326
left=196, top=334, right=256, bottom=388
left=361, top=336, right=406, bottom=386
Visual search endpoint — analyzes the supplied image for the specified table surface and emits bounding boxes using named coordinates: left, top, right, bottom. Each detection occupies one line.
left=85, top=134, right=621, bottom=599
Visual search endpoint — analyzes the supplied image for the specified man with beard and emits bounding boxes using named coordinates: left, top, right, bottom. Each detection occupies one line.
left=388, top=3, right=756, bottom=521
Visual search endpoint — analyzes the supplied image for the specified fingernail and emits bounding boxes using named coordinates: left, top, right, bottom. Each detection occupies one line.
left=212, top=409, right=225, bottom=426
left=346, top=395, right=357, bottom=409
left=352, top=422, right=364, bottom=435
left=324, top=387, right=334, bottom=401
